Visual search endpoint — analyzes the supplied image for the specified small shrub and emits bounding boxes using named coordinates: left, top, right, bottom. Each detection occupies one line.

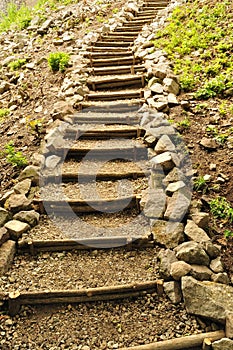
left=4, top=141, right=28, bottom=168
left=210, top=196, right=233, bottom=223
left=47, top=52, right=70, bottom=72
left=8, top=59, right=26, bottom=71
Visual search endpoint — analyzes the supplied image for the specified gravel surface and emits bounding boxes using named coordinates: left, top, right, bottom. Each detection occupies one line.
left=0, top=247, right=160, bottom=292
left=0, top=295, right=204, bottom=350
left=26, top=210, right=150, bottom=240
left=40, top=178, right=148, bottom=201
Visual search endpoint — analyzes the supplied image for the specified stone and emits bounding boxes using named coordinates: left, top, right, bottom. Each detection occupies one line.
left=52, top=101, right=74, bottom=120
left=18, top=165, right=40, bottom=184
left=203, top=241, right=221, bottom=259
left=13, top=179, right=31, bottom=195
left=150, top=83, right=164, bottom=94
left=175, top=241, right=210, bottom=266
left=200, top=137, right=218, bottom=150
left=211, top=273, right=229, bottom=284
left=184, top=220, right=210, bottom=243
left=212, top=338, right=233, bottom=349
left=0, top=240, right=16, bottom=276
left=226, top=312, right=233, bottom=338
left=0, top=81, right=11, bottom=94
left=154, top=135, right=176, bottom=154
left=190, top=265, right=212, bottom=281
left=164, top=281, right=182, bottom=304
left=162, top=167, right=187, bottom=187
left=45, top=155, right=61, bottom=170
left=150, top=152, right=175, bottom=171
left=13, top=210, right=40, bottom=227
left=144, top=135, right=157, bottom=147
left=149, top=170, right=164, bottom=188
left=151, top=64, right=168, bottom=79
left=182, top=276, right=233, bottom=323
left=144, top=89, right=152, bottom=99
left=191, top=212, right=209, bottom=229
left=0, top=207, right=11, bottom=227
left=2, top=55, right=16, bottom=66
left=6, top=194, right=32, bottom=214
left=163, top=78, right=179, bottom=95
left=170, top=261, right=191, bottom=280
left=210, top=257, right=224, bottom=273
left=31, top=153, right=45, bottom=166
left=148, top=77, right=160, bottom=88
left=152, top=220, right=184, bottom=249
left=154, top=101, right=168, bottom=111
left=143, top=189, right=166, bottom=218
left=164, top=192, right=191, bottom=222
left=0, top=227, right=10, bottom=246
left=165, top=181, right=186, bottom=196
left=167, top=93, right=179, bottom=106
left=158, top=249, right=178, bottom=280
left=4, top=220, right=30, bottom=240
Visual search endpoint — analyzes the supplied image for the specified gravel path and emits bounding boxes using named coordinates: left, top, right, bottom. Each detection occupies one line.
left=0, top=247, right=160, bottom=292
left=0, top=295, right=204, bottom=350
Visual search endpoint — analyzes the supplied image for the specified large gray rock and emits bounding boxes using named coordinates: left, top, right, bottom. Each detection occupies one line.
left=165, top=181, right=186, bottom=195
left=154, top=135, right=176, bottom=154
left=175, top=241, right=210, bottom=266
left=158, top=249, right=178, bottom=280
left=182, top=276, right=233, bottom=323
left=0, top=240, right=16, bottom=276
left=13, top=179, right=31, bottom=195
left=164, top=192, right=191, bottom=221
left=163, top=77, right=179, bottom=95
left=143, top=189, right=166, bottom=219
left=18, top=165, right=40, bottom=184
left=170, top=261, right=191, bottom=280
left=190, top=264, right=212, bottom=281
left=184, top=220, right=210, bottom=243
left=191, top=212, right=209, bottom=229
left=203, top=241, right=221, bottom=259
left=212, top=338, right=233, bottom=349
left=0, top=207, right=11, bottom=227
left=150, top=151, right=175, bottom=171
left=13, top=210, right=40, bottom=227
left=152, top=220, right=184, bottom=248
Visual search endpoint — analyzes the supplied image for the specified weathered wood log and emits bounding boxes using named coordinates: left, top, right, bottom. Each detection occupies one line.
left=93, top=41, right=130, bottom=47
left=79, top=100, right=143, bottom=112
left=8, top=280, right=163, bottom=316
left=18, top=236, right=154, bottom=253
left=72, top=113, right=140, bottom=124
left=88, top=66, right=145, bottom=77
left=118, top=331, right=225, bottom=350
left=65, top=126, right=144, bottom=138
left=87, top=56, right=140, bottom=67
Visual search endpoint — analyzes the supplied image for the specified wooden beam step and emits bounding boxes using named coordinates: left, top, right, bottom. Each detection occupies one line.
left=8, top=280, right=163, bottom=316
left=124, top=19, right=154, bottom=25
left=84, top=51, right=132, bottom=59
left=18, top=236, right=154, bottom=253
left=87, top=74, right=145, bottom=90
left=87, top=65, right=145, bottom=76
left=43, top=169, right=149, bottom=184
left=84, top=89, right=143, bottom=101
left=71, top=112, right=141, bottom=124
left=89, top=46, right=131, bottom=52
left=100, top=36, right=134, bottom=42
left=106, top=32, right=140, bottom=37
left=78, top=100, right=143, bottom=113
left=34, top=196, right=140, bottom=214
left=88, top=56, right=141, bottom=68
left=114, top=26, right=143, bottom=32
left=65, top=125, right=144, bottom=138
left=93, top=41, right=131, bottom=47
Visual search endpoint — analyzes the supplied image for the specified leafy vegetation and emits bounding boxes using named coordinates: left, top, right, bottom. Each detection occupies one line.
left=0, top=0, right=80, bottom=32
left=153, top=1, right=233, bottom=99
left=47, top=52, right=70, bottom=72
left=4, top=141, right=28, bottom=168
left=224, top=229, right=233, bottom=239
left=193, top=176, right=207, bottom=192
left=8, top=59, right=27, bottom=71
left=210, top=196, right=233, bottom=223
left=0, top=108, right=10, bottom=123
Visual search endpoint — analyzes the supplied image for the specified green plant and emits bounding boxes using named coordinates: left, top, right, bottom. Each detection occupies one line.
left=193, top=176, right=207, bottom=192
left=210, top=196, right=233, bottom=223
left=47, top=52, right=70, bottom=72
left=26, top=116, right=45, bottom=138
left=4, top=141, right=28, bottom=168
left=8, top=58, right=26, bottom=71
left=0, top=2, right=32, bottom=32
left=224, top=229, right=233, bottom=239
left=112, top=8, right=119, bottom=14
left=177, top=117, right=190, bottom=128
left=0, top=108, right=10, bottom=122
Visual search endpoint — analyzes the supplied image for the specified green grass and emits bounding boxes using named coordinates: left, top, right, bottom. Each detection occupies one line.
left=4, top=141, right=28, bottom=168
left=0, top=108, right=10, bottom=123
left=8, top=59, right=27, bottom=71
left=0, top=0, right=80, bottom=32
left=152, top=0, right=233, bottom=99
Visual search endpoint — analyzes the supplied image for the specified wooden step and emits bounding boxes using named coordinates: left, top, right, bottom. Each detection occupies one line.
left=89, top=46, right=131, bottom=52
left=106, top=32, right=139, bottom=37
left=78, top=100, right=143, bottom=113
left=87, top=56, right=140, bottom=68
left=71, top=112, right=141, bottom=124
left=87, top=74, right=145, bottom=90
left=114, top=26, right=143, bottom=32
left=87, top=64, right=145, bottom=76
left=34, top=196, right=140, bottom=214
left=65, top=125, right=144, bottom=139
left=92, top=41, right=131, bottom=47
left=84, top=51, right=132, bottom=59
left=55, top=144, right=148, bottom=160
left=100, top=35, right=135, bottom=42
left=123, top=18, right=154, bottom=25
left=85, top=89, right=143, bottom=101
left=137, top=11, right=159, bottom=16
